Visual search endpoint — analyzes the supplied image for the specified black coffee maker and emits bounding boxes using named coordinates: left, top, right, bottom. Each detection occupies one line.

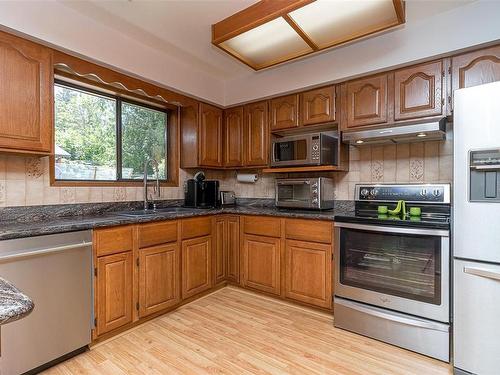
left=184, top=171, right=220, bottom=208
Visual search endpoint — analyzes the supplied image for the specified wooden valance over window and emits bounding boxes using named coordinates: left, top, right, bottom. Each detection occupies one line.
left=52, top=50, right=195, bottom=109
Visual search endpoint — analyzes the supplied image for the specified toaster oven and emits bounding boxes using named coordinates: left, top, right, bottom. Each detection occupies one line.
left=275, top=177, right=334, bottom=210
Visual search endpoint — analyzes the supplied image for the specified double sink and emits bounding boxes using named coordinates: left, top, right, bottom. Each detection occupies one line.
left=116, top=207, right=199, bottom=218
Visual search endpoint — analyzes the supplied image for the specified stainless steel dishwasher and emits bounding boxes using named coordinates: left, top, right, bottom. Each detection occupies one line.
left=0, top=230, right=93, bottom=375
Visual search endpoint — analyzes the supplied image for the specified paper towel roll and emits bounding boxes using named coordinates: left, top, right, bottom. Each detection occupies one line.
left=236, top=173, right=258, bottom=183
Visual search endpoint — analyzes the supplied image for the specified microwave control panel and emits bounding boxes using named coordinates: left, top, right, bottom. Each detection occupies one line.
left=311, top=136, right=320, bottom=161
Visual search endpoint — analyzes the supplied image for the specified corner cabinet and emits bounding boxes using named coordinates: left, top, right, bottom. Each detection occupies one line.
left=0, top=30, right=53, bottom=154
left=452, top=45, right=500, bottom=91
left=199, top=103, right=223, bottom=167
left=223, top=106, right=244, bottom=167
left=243, top=101, right=269, bottom=167
left=394, top=60, right=445, bottom=121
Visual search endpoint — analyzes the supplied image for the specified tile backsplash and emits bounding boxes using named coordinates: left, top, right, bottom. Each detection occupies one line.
left=0, top=126, right=452, bottom=207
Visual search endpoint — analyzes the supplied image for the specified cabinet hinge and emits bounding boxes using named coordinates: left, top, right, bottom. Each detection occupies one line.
left=441, top=70, right=445, bottom=78
left=331, top=253, right=334, bottom=261
left=136, top=258, right=139, bottom=267
left=448, top=66, right=452, bottom=75
left=136, top=302, right=139, bottom=311
left=441, top=98, right=445, bottom=107
left=94, top=268, right=97, bottom=277
left=94, top=317, right=97, bottom=326
left=448, top=95, right=452, bottom=104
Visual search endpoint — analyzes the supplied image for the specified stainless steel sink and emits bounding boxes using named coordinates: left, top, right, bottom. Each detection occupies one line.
left=115, top=207, right=194, bottom=217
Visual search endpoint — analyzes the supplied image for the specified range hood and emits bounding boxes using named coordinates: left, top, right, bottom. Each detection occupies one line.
left=343, top=118, right=447, bottom=146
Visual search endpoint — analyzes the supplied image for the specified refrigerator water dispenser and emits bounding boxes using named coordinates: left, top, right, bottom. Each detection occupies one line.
left=470, top=148, right=500, bottom=202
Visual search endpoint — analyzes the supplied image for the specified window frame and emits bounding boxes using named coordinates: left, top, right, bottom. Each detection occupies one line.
left=51, top=79, right=172, bottom=186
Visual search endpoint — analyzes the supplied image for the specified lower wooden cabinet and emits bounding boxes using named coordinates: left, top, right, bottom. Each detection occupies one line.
left=226, top=216, right=240, bottom=283
left=214, top=215, right=240, bottom=285
left=182, top=235, right=212, bottom=299
left=138, top=243, right=179, bottom=318
left=214, top=217, right=227, bottom=284
left=96, top=251, right=133, bottom=336
left=284, top=239, right=332, bottom=309
left=242, top=234, right=281, bottom=295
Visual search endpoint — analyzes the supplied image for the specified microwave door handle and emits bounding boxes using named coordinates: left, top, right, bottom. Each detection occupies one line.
left=277, top=181, right=310, bottom=185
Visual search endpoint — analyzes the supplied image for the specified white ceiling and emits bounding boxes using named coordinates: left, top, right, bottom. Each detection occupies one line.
left=0, top=0, right=496, bottom=106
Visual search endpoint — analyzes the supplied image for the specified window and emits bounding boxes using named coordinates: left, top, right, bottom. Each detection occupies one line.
left=54, top=81, right=168, bottom=183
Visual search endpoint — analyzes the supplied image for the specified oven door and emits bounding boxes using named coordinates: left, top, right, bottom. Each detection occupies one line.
left=334, top=222, right=449, bottom=322
left=271, top=136, right=313, bottom=167
left=275, top=180, right=314, bottom=208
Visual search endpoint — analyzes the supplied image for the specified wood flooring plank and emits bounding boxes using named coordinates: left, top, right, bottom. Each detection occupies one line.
left=43, top=287, right=451, bottom=375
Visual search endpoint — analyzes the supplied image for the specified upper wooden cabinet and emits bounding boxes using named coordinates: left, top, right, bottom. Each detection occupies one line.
left=269, top=94, right=299, bottom=131
left=199, top=103, right=223, bottom=167
left=394, top=60, right=445, bottom=121
left=344, top=73, right=390, bottom=129
left=0, top=31, right=53, bottom=154
left=243, top=101, right=269, bottom=167
left=223, top=106, right=243, bottom=167
left=452, top=45, right=500, bottom=91
left=300, top=86, right=336, bottom=126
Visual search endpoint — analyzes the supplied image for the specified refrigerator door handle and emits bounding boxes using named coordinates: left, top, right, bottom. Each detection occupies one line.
left=464, top=267, right=500, bottom=281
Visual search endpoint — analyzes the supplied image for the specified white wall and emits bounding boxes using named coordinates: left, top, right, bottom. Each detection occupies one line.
left=224, top=0, right=500, bottom=105
left=0, top=1, right=225, bottom=105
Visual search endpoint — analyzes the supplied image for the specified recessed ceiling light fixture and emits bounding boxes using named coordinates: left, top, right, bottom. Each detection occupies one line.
left=417, top=133, right=427, bottom=137
left=355, top=140, right=364, bottom=144
left=212, top=0, right=405, bottom=70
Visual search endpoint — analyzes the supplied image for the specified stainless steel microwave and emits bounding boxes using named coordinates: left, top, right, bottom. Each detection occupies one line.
left=275, top=177, right=334, bottom=210
left=270, top=131, right=338, bottom=167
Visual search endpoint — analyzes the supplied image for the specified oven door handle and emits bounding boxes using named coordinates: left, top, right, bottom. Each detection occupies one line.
left=276, top=180, right=310, bottom=185
left=334, top=222, right=449, bottom=237
left=335, top=299, right=449, bottom=332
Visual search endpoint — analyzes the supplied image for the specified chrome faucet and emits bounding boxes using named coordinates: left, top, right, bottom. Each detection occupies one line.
left=143, top=158, right=160, bottom=211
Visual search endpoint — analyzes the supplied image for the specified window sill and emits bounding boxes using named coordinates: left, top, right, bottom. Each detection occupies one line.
left=51, top=180, right=179, bottom=188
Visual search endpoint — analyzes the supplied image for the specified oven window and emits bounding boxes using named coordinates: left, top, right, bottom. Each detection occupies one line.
left=275, top=140, right=308, bottom=161
left=340, top=228, right=441, bottom=305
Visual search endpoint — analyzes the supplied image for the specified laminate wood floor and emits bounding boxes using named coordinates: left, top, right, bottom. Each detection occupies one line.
left=44, top=287, right=451, bottom=375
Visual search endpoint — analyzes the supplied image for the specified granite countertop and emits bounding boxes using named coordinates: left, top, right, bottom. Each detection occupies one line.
left=0, top=277, right=34, bottom=325
left=0, top=200, right=355, bottom=240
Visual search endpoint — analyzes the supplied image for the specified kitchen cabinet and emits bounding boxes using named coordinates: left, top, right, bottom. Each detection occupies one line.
left=242, top=234, right=281, bottom=295
left=243, top=101, right=269, bottom=166
left=226, top=216, right=240, bottom=283
left=199, top=102, right=223, bottom=167
left=343, top=73, right=391, bottom=129
left=394, top=60, right=445, bottom=120
left=224, top=106, right=243, bottom=167
left=138, top=243, right=179, bottom=317
left=182, top=235, right=212, bottom=299
left=300, top=86, right=336, bottom=126
left=214, top=217, right=227, bottom=284
left=0, top=30, right=53, bottom=154
left=452, top=45, right=500, bottom=92
left=96, top=251, right=133, bottom=336
left=269, top=94, right=299, bottom=131
left=284, top=239, right=332, bottom=308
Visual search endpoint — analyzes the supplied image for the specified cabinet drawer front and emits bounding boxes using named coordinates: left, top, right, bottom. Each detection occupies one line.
left=285, top=219, right=332, bottom=244
left=138, top=221, right=178, bottom=248
left=285, top=239, right=332, bottom=308
left=181, top=216, right=212, bottom=240
left=95, top=226, right=134, bottom=257
left=243, top=216, right=281, bottom=238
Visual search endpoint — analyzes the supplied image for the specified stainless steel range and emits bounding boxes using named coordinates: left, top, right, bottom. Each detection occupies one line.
left=333, top=184, right=451, bottom=362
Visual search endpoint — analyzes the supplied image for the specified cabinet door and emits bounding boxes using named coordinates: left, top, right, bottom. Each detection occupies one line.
left=394, top=61, right=444, bottom=120
left=199, top=102, right=223, bottom=167
left=0, top=31, right=52, bottom=153
left=244, top=101, right=269, bottom=166
left=138, top=244, right=179, bottom=318
left=182, top=235, right=212, bottom=299
left=224, top=106, right=243, bottom=167
left=285, top=240, right=332, bottom=308
left=242, top=234, right=280, bottom=295
left=269, top=94, right=299, bottom=130
left=345, top=74, right=389, bottom=128
left=214, top=217, right=227, bottom=284
left=96, top=252, right=133, bottom=336
left=301, top=86, right=336, bottom=126
left=452, top=45, right=500, bottom=91
left=227, top=216, right=240, bottom=283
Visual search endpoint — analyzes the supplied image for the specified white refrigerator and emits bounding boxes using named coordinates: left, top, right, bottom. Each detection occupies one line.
left=453, top=82, right=500, bottom=375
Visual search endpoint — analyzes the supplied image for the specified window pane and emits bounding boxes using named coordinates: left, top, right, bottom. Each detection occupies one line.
left=121, top=102, right=167, bottom=180
left=54, top=85, right=117, bottom=180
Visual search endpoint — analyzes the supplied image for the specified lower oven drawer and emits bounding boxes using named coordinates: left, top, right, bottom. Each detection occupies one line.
left=334, top=297, right=449, bottom=362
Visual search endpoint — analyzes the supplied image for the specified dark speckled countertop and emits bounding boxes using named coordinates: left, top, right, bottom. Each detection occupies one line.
left=0, top=199, right=355, bottom=240
left=0, top=277, right=34, bottom=325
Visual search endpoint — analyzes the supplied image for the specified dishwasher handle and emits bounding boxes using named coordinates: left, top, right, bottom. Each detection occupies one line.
left=0, top=241, right=93, bottom=262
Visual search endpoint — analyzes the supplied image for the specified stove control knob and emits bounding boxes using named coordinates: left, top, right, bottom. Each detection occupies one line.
left=433, top=189, right=442, bottom=197
left=312, top=198, right=318, bottom=204
left=360, top=188, right=369, bottom=197
left=370, top=188, right=378, bottom=196
left=420, top=189, right=428, bottom=197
